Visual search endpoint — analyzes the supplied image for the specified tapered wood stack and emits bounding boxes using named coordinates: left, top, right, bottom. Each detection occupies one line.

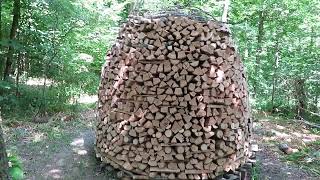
left=95, top=15, right=252, bottom=179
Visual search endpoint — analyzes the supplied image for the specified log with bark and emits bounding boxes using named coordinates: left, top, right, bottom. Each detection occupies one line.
left=95, top=15, right=252, bottom=179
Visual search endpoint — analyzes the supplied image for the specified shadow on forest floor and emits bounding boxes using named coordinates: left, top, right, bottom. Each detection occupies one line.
left=253, top=115, right=320, bottom=179
left=3, top=110, right=320, bottom=179
left=4, top=109, right=118, bottom=180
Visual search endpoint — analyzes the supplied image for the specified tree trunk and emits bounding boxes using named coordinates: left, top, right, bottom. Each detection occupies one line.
left=295, top=79, right=306, bottom=119
left=0, top=115, right=9, bottom=180
left=15, top=52, right=22, bottom=96
left=0, top=0, right=2, bottom=40
left=271, top=40, right=279, bottom=112
left=3, top=0, right=20, bottom=80
left=221, top=0, right=230, bottom=23
left=0, top=0, right=3, bottom=80
left=253, top=10, right=265, bottom=97
left=314, top=95, right=319, bottom=113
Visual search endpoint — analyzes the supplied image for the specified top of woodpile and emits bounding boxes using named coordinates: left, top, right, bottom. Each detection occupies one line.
left=130, top=8, right=217, bottom=23
left=129, top=1, right=221, bottom=23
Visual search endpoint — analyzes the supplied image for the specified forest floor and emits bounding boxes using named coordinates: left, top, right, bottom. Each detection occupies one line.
left=3, top=110, right=320, bottom=180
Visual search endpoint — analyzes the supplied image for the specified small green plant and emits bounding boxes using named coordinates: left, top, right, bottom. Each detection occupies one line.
left=310, top=128, right=320, bottom=135
left=8, top=152, right=24, bottom=180
left=251, top=161, right=261, bottom=180
left=286, top=148, right=310, bottom=162
left=311, top=140, right=320, bottom=146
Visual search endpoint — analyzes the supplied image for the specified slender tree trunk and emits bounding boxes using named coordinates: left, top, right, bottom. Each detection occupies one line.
left=271, top=40, right=279, bottom=112
left=314, top=95, right=319, bottom=113
left=309, top=27, right=318, bottom=115
left=253, top=10, right=265, bottom=97
left=221, top=0, right=230, bottom=23
left=295, top=79, right=306, bottom=119
left=3, top=0, right=20, bottom=80
left=15, top=52, right=22, bottom=96
left=0, top=0, right=2, bottom=40
left=0, top=114, right=9, bottom=179
left=0, top=0, right=3, bottom=80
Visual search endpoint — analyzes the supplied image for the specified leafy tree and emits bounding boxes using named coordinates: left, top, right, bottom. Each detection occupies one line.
left=0, top=0, right=318, bottom=122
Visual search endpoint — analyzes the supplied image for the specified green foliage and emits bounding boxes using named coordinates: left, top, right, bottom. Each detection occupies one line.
left=310, top=128, right=320, bottom=135
left=0, top=81, right=87, bottom=118
left=0, top=0, right=133, bottom=118
left=286, top=148, right=310, bottom=162
left=8, top=152, right=24, bottom=180
left=230, top=0, right=320, bottom=121
left=0, top=0, right=319, bottom=122
left=251, top=161, right=261, bottom=180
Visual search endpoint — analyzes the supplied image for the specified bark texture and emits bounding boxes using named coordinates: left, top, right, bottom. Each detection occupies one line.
left=3, top=0, right=20, bottom=80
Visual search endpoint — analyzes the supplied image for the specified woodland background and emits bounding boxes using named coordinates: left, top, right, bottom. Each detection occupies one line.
left=0, top=0, right=319, bottom=179
left=0, top=0, right=319, bottom=121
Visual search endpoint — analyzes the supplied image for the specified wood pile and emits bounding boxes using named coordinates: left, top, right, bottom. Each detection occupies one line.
left=95, top=15, right=252, bottom=179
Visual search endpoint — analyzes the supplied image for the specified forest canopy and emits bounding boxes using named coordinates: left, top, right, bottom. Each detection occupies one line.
left=0, top=0, right=319, bottom=122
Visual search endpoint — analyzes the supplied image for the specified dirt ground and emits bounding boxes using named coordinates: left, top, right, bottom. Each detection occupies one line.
left=4, top=110, right=320, bottom=180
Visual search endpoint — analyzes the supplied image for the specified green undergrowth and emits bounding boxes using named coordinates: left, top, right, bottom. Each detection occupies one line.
left=251, top=160, right=262, bottom=180
left=0, top=80, right=97, bottom=122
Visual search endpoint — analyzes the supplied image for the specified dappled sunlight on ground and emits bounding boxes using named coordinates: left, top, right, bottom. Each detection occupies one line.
left=77, top=94, right=98, bottom=104
left=71, top=137, right=88, bottom=155
left=4, top=110, right=318, bottom=179
left=3, top=110, right=116, bottom=179
left=26, top=78, right=54, bottom=86
left=253, top=116, right=320, bottom=179
left=31, top=132, right=45, bottom=143
left=48, top=169, right=63, bottom=179
left=71, top=137, right=85, bottom=147
left=254, top=118, right=320, bottom=148
left=78, top=53, right=94, bottom=63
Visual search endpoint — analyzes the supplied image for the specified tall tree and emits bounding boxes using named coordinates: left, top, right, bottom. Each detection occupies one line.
left=0, top=0, right=3, bottom=80
left=221, top=0, right=230, bottom=23
left=3, top=0, right=21, bottom=80
left=0, top=0, right=2, bottom=40
left=253, top=9, right=265, bottom=97
left=271, top=40, right=279, bottom=111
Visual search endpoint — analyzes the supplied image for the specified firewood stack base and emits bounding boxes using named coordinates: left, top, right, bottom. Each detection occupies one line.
left=95, top=14, right=252, bottom=179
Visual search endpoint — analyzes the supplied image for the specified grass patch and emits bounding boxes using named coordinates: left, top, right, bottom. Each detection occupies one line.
left=251, top=160, right=261, bottom=180
left=310, top=128, right=320, bottom=135
left=1, top=81, right=97, bottom=123
left=8, top=151, right=24, bottom=180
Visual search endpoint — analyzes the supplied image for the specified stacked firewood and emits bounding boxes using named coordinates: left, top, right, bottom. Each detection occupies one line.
left=95, top=15, right=252, bottom=179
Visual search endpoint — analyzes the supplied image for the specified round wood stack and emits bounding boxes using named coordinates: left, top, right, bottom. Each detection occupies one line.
left=95, top=15, right=252, bottom=179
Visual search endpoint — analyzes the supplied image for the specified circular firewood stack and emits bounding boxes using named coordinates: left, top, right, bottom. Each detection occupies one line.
left=95, top=15, right=252, bottom=179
